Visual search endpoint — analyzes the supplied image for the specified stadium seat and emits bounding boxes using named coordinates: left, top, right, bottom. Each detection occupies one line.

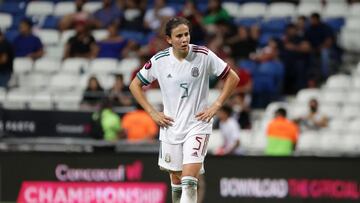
left=322, top=4, right=348, bottom=18
left=348, top=3, right=360, bottom=17
left=296, top=131, right=321, bottom=155
left=297, top=3, right=322, bottom=16
left=260, top=18, right=290, bottom=33
left=328, top=118, right=346, bottom=132
left=0, top=13, right=12, bottom=30
left=92, top=29, right=108, bottom=41
left=41, top=15, right=60, bottom=29
left=324, top=18, right=345, bottom=33
left=34, top=29, right=60, bottom=46
left=61, top=58, right=90, bottom=74
left=207, top=129, right=224, bottom=154
left=26, top=1, right=54, bottom=16
left=83, top=2, right=102, bottom=13
left=343, top=17, right=360, bottom=30
left=342, top=135, right=360, bottom=154
left=346, top=90, right=360, bottom=104
left=53, top=1, right=76, bottom=16
left=0, top=87, right=7, bottom=104
left=318, top=103, right=341, bottom=119
left=326, top=0, right=347, bottom=5
left=3, top=88, right=32, bottom=109
left=48, top=73, right=80, bottom=91
left=238, top=3, right=267, bottom=18
left=339, top=29, right=360, bottom=52
left=222, top=2, right=241, bottom=18
left=264, top=101, right=288, bottom=119
left=0, top=2, right=25, bottom=15
left=117, top=57, right=140, bottom=85
left=60, top=30, right=75, bottom=44
left=29, top=91, right=53, bottom=110
left=233, top=17, right=261, bottom=27
left=18, top=73, right=50, bottom=90
left=266, top=3, right=296, bottom=18
left=319, top=90, right=346, bottom=105
left=296, top=88, right=321, bottom=103
left=324, top=74, right=351, bottom=90
left=352, top=76, right=360, bottom=88
left=44, top=45, right=64, bottom=59
left=33, top=58, right=61, bottom=73
left=318, top=133, right=343, bottom=154
left=96, top=74, right=116, bottom=90
left=288, top=102, right=307, bottom=119
left=13, top=57, right=33, bottom=74
left=341, top=105, right=360, bottom=119
left=89, top=58, right=118, bottom=74
left=54, top=90, right=82, bottom=111
left=348, top=118, right=360, bottom=133
left=299, top=0, right=322, bottom=5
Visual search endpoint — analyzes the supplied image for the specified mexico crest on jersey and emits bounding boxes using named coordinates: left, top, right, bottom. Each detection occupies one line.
left=191, top=67, right=199, bottom=77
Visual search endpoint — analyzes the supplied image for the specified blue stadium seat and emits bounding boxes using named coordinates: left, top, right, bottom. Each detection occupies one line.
left=234, top=17, right=261, bottom=27
left=324, top=17, right=345, bottom=33
left=258, top=32, right=282, bottom=47
left=260, top=17, right=290, bottom=33
left=0, top=2, right=25, bottom=15
left=239, top=0, right=269, bottom=4
left=5, top=29, right=19, bottom=42
left=9, top=14, right=24, bottom=30
left=120, top=30, right=149, bottom=45
left=42, top=15, right=59, bottom=29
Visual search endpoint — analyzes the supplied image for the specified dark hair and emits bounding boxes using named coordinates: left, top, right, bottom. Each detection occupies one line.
left=275, top=108, right=287, bottom=117
left=220, top=105, right=233, bottom=116
left=310, top=12, right=321, bottom=20
left=165, top=17, right=191, bottom=37
left=21, top=17, right=34, bottom=27
left=285, top=23, right=296, bottom=30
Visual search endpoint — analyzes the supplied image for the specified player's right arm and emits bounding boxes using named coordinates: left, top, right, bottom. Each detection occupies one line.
left=129, top=77, right=174, bottom=128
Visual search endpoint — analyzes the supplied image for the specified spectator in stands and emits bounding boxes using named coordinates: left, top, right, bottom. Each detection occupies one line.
left=92, top=99, right=124, bottom=141
left=63, top=20, right=98, bottom=59
left=144, top=0, right=175, bottom=32
left=13, top=18, right=44, bottom=59
left=202, top=0, right=230, bottom=27
left=296, top=98, right=328, bottom=131
left=230, top=93, right=251, bottom=130
left=215, top=105, right=241, bottom=155
left=119, top=0, right=146, bottom=31
left=296, top=15, right=307, bottom=37
left=122, top=103, right=159, bottom=142
left=281, top=23, right=311, bottom=95
left=108, top=74, right=133, bottom=106
left=0, top=30, right=14, bottom=87
left=178, top=0, right=205, bottom=44
left=226, top=25, right=258, bottom=61
left=265, top=108, right=299, bottom=156
left=58, top=0, right=91, bottom=31
left=81, top=76, right=106, bottom=108
left=305, top=13, right=335, bottom=81
left=138, top=31, right=169, bottom=57
left=97, top=23, right=135, bottom=59
left=250, top=38, right=279, bottom=63
left=92, top=0, right=122, bottom=29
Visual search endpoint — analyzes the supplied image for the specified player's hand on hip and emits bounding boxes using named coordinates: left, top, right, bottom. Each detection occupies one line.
left=196, top=103, right=221, bottom=122
left=150, top=111, right=174, bottom=128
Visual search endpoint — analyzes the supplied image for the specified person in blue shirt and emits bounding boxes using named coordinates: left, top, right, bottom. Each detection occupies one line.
left=93, top=0, right=122, bottom=29
left=97, top=23, right=136, bottom=59
left=13, top=18, right=44, bottom=59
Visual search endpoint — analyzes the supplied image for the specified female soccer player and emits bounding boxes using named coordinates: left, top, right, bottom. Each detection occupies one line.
left=129, top=17, right=239, bottom=203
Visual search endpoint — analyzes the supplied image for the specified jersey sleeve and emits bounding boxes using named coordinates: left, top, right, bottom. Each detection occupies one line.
left=136, top=58, right=157, bottom=86
left=208, top=49, right=230, bottom=79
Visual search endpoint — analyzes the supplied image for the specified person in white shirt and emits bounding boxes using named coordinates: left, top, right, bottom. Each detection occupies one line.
left=215, top=105, right=241, bottom=155
left=144, top=0, right=175, bottom=31
left=129, top=17, right=239, bottom=203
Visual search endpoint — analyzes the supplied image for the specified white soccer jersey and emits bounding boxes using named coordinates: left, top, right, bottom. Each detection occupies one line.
left=137, top=44, right=230, bottom=144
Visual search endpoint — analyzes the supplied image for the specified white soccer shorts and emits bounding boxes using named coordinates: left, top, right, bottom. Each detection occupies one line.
left=158, top=134, right=210, bottom=173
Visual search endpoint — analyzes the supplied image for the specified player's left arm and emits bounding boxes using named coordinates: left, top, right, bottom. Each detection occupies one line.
left=196, top=69, right=239, bottom=122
